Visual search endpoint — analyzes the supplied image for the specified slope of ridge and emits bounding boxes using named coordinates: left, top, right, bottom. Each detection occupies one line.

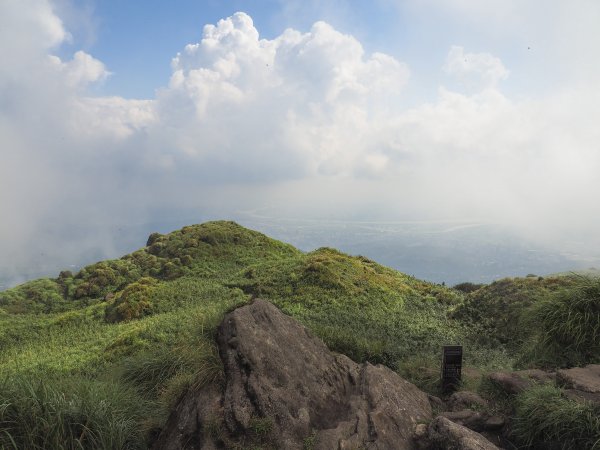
left=0, top=221, right=300, bottom=315
left=2, top=220, right=595, bottom=448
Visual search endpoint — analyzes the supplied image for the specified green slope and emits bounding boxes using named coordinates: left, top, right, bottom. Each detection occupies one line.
left=0, top=221, right=598, bottom=449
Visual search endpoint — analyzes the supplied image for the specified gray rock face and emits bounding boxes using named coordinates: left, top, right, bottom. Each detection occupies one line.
left=155, top=299, right=432, bottom=449
left=427, top=416, right=500, bottom=450
left=219, top=299, right=432, bottom=449
left=153, top=385, right=222, bottom=450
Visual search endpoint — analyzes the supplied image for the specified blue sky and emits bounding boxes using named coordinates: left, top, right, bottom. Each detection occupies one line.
left=59, top=1, right=410, bottom=99
left=1, top=0, right=600, bottom=284
left=61, top=1, right=531, bottom=99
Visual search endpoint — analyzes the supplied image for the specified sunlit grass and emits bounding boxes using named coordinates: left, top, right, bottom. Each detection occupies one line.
left=0, top=221, right=594, bottom=448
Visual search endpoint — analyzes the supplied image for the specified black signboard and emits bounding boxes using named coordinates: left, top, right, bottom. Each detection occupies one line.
left=441, top=345, right=463, bottom=393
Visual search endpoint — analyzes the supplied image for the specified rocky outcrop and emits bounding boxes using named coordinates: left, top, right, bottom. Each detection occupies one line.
left=155, top=299, right=433, bottom=449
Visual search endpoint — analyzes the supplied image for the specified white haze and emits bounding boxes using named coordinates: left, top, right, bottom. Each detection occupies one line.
left=1, top=1, right=600, bottom=286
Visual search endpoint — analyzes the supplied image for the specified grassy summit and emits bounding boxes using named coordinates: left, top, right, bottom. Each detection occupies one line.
left=0, top=221, right=598, bottom=449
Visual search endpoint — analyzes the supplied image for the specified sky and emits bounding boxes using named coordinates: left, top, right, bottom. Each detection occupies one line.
left=1, top=0, right=600, bottom=285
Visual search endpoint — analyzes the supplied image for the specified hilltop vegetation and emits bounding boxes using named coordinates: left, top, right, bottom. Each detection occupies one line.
left=0, top=221, right=598, bottom=449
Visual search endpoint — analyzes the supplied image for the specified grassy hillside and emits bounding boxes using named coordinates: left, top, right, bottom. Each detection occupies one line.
left=0, top=221, right=598, bottom=449
left=452, top=275, right=574, bottom=350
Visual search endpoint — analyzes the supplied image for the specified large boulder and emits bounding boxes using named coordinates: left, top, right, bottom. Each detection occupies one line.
left=155, top=299, right=433, bottom=449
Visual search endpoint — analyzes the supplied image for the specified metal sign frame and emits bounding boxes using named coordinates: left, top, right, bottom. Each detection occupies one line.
left=441, top=345, right=463, bottom=393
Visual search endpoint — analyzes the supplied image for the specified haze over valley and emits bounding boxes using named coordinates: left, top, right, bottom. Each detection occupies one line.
left=2, top=1, right=600, bottom=290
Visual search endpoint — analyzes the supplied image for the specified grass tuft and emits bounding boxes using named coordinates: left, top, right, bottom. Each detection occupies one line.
left=0, top=374, right=146, bottom=449
left=512, top=384, right=600, bottom=449
left=522, top=275, right=600, bottom=367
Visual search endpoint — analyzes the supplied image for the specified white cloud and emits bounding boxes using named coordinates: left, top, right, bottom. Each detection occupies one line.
left=152, top=12, right=409, bottom=178
left=444, top=45, right=509, bottom=90
left=1, top=4, right=600, bottom=285
left=49, top=50, right=109, bottom=88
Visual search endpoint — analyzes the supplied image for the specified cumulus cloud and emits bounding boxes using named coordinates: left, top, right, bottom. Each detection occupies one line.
left=152, top=13, right=409, bottom=180
left=1, top=3, right=600, bottom=285
left=444, top=45, right=509, bottom=90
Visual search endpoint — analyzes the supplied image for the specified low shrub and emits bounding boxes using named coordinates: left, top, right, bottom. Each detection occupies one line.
left=105, top=278, right=159, bottom=323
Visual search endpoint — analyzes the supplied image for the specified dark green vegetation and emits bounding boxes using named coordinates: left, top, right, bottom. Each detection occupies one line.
left=1, top=221, right=598, bottom=449
left=513, top=384, right=600, bottom=449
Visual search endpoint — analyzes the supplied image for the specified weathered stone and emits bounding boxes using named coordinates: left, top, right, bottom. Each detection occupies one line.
left=428, top=394, right=444, bottom=410
left=487, top=372, right=531, bottom=395
left=428, top=416, right=500, bottom=450
left=413, top=423, right=430, bottom=449
left=155, top=299, right=432, bottom=449
left=440, top=410, right=486, bottom=432
left=514, top=369, right=556, bottom=384
left=557, top=365, right=600, bottom=393
left=564, top=389, right=600, bottom=407
left=152, top=385, right=222, bottom=450
left=482, top=415, right=505, bottom=431
left=447, top=391, right=488, bottom=412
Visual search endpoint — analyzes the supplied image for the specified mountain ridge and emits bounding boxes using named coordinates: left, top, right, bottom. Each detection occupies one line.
left=1, top=220, right=598, bottom=449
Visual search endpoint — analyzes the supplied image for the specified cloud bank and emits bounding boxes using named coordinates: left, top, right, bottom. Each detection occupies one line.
left=1, top=1, right=600, bottom=284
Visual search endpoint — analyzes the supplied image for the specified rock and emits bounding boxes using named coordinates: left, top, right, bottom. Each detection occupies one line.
left=440, top=408, right=505, bottom=434
left=514, top=369, right=556, bottom=384
left=555, top=365, right=600, bottom=407
left=152, top=385, right=223, bottom=450
left=428, top=416, right=500, bottom=450
left=564, top=389, right=600, bottom=407
left=440, top=410, right=485, bottom=432
left=428, top=394, right=444, bottom=410
left=482, top=415, right=505, bottom=431
left=446, top=391, right=488, bottom=412
left=487, top=372, right=531, bottom=395
left=557, top=365, right=600, bottom=393
left=155, top=299, right=432, bottom=449
left=413, top=423, right=430, bottom=449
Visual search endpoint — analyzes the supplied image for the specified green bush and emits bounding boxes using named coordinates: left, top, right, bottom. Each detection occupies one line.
left=522, top=276, right=600, bottom=367
left=453, top=282, right=484, bottom=294
left=512, top=384, right=600, bottom=449
left=452, top=276, right=573, bottom=350
left=0, top=279, right=67, bottom=314
left=105, top=278, right=159, bottom=323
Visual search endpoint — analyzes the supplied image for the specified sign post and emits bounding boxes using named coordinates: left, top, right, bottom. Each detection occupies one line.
left=441, top=345, right=462, bottom=393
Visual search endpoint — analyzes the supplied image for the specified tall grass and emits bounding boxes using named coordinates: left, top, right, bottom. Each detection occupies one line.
left=512, top=384, right=600, bottom=449
left=522, top=275, right=600, bottom=367
left=0, top=375, right=146, bottom=449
